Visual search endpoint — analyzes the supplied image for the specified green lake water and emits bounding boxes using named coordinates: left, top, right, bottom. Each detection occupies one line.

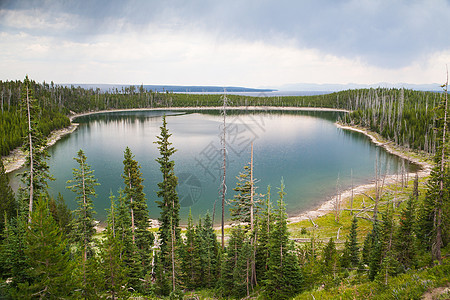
left=8, top=109, right=419, bottom=223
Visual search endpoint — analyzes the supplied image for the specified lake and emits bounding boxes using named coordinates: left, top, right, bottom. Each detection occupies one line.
left=8, top=109, right=419, bottom=223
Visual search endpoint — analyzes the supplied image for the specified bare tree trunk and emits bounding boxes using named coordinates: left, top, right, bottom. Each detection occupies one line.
left=250, top=142, right=257, bottom=287
left=128, top=171, right=135, bottom=244
left=111, top=200, right=115, bottom=238
left=171, top=224, right=176, bottom=292
left=433, top=69, right=448, bottom=264
left=82, top=161, right=87, bottom=291
left=220, top=94, right=228, bottom=249
left=171, top=183, right=177, bottom=290
left=350, top=169, right=354, bottom=215
left=26, top=84, right=34, bottom=223
left=250, top=142, right=254, bottom=232
left=151, top=236, right=158, bottom=280
left=335, top=174, right=341, bottom=223
left=246, top=258, right=250, bottom=297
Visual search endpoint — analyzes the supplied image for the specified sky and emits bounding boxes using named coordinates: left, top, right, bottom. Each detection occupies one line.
left=1, top=0, right=450, bottom=88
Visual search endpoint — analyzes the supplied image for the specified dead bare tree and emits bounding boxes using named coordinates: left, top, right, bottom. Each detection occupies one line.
left=350, top=169, right=354, bottom=215
left=220, top=93, right=229, bottom=249
left=433, top=67, right=448, bottom=264
left=334, top=174, right=341, bottom=223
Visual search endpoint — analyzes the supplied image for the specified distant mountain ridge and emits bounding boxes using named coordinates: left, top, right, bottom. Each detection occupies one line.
left=62, top=83, right=443, bottom=93
left=63, top=84, right=276, bottom=93
left=275, top=82, right=443, bottom=92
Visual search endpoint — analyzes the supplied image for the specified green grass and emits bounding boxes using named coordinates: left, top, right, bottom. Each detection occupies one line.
left=287, top=176, right=428, bottom=245
left=294, top=255, right=450, bottom=300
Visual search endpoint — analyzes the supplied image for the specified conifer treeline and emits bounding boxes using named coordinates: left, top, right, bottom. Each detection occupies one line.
left=0, top=78, right=443, bottom=157
left=340, top=88, right=443, bottom=154
left=0, top=83, right=448, bottom=298
left=1, top=128, right=447, bottom=299
left=0, top=77, right=448, bottom=298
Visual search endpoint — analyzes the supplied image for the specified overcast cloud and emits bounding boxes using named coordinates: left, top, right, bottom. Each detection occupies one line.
left=0, top=0, right=449, bottom=87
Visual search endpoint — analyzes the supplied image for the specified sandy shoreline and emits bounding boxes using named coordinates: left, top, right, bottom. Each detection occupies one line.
left=68, top=106, right=350, bottom=122
left=3, top=106, right=347, bottom=174
left=3, top=124, right=79, bottom=174
left=286, top=123, right=432, bottom=224
left=3, top=106, right=432, bottom=226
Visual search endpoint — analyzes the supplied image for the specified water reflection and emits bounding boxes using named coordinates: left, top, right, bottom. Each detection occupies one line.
left=9, top=110, right=419, bottom=223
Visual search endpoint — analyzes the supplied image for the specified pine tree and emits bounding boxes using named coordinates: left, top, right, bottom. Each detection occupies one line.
left=341, top=216, right=359, bottom=269
left=99, top=194, right=129, bottom=299
left=181, top=209, right=200, bottom=289
left=418, top=76, right=449, bottom=264
left=0, top=158, right=16, bottom=236
left=185, top=212, right=221, bottom=289
left=229, top=152, right=260, bottom=289
left=20, top=76, right=53, bottom=223
left=366, top=221, right=381, bottom=280
left=122, top=147, right=153, bottom=280
left=0, top=210, right=30, bottom=293
left=298, top=235, right=322, bottom=290
left=155, top=115, right=182, bottom=293
left=19, top=196, right=75, bottom=298
left=322, top=237, right=339, bottom=278
left=66, top=149, right=98, bottom=296
left=200, top=212, right=220, bottom=288
left=377, top=207, right=401, bottom=283
left=264, top=181, right=303, bottom=299
left=394, top=193, right=417, bottom=270
left=109, top=189, right=144, bottom=292
left=368, top=207, right=399, bottom=281
left=48, top=193, right=72, bottom=236
left=220, top=225, right=250, bottom=298
left=255, top=185, right=273, bottom=282
left=229, top=164, right=253, bottom=225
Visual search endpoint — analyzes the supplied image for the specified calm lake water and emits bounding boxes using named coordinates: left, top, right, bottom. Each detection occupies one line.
left=9, top=110, right=418, bottom=223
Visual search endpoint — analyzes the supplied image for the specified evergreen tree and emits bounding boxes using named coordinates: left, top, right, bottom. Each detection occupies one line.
left=322, top=237, right=339, bottom=278
left=20, top=76, right=53, bottom=223
left=181, top=209, right=200, bottom=289
left=122, top=147, right=153, bottom=280
left=362, top=224, right=373, bottom=267
left=220, top=225, right=250, bottom=298
left=264, top=181, right=303, bottom=299
left=394, top=193, right=417, bottom=270
left=19, top=196, right=75, bottom=298
left=377, top=207, right=401, bottom=282
left=229, top=163, right=253, bottom=225
left=200, top=212, right=220, bottom=288
left=99, top=194, right=129, bottom=300
left=298, top=235, right=322, bottom=291
left=48, top=193, right=72, bottom=236
left=155, top=115, right=182, bottom=293
left=0, top=210, right=30, bottom=294
left=184, top=212, right=221, bottom=289
left=114, top=189, right=132, bottom=246
left=66, top=149, right=98, bottom=296
left=0, top=158, right=16, bottom=236
left=110, top=190, right=145, bottom=292
left=365, top=221, right=381, bottom=280
left=418, top=79, right=449, bottom=264
left=229, top=156, right=260, bottom=289
left=368, top=207, right=399, bottom=281
left=255, top=185, right=273, bottom=282
left=341, top=216, right=360, bottom=269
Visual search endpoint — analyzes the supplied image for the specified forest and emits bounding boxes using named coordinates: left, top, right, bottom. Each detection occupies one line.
left=0, top=78, right=444, bottom=157
left=0, top=77, right=449, bottom=299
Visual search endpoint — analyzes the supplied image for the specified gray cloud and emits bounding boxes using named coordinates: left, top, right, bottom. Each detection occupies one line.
left=2, top=0, right=450, bottom=68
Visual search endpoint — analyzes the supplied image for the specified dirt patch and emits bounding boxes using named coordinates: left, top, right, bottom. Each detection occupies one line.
left=3, top=123, right=79, bottom=174
left=422, top=285, right=450, bottom=300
